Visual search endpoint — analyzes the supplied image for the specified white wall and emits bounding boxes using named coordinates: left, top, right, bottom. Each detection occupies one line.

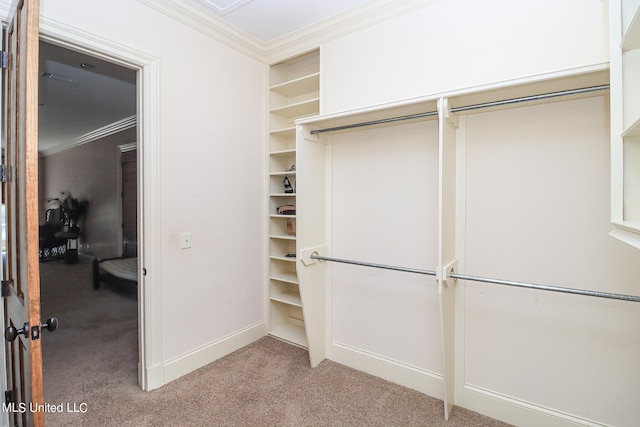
left=36, top=0, right=267, bottom=377
left=462, top=96, right=640, bottom=426
left=322, top=0, right=609, bottom=115
left=330, top=121, right=441, bottom=371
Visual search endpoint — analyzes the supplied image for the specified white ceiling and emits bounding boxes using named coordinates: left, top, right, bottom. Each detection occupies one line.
left=37, top=0, right=378, bottom=154
left=38, top=42, right=137, bottom=154
left=189, top=0, right=372, bottom=42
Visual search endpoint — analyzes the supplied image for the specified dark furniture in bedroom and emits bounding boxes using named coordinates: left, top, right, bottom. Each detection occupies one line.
left=39, top=208, right=68, bottom=262
left=54, top=231, right=80, bottom=264
left=93, top=240, right=138, bottom=293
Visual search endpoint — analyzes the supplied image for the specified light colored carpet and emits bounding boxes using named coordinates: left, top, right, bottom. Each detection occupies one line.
left=40, top=261, right=512, bottom=426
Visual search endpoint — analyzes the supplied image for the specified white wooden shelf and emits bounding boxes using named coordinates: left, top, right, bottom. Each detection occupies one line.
left=270, top=151, right=296, bottom=176
left=622, top=5, right=640, bottom=50
left=270, top=98, right=320, bottom=119
left=270, top=289, right=302, bottom=307
left=270, top=193, right=296, bottom=197
left=270, top=148, right=296, bottom=156
left=270, top=271, right=298, bottom=284
left=269, top=234, right=296, bottom=241
left=270, top=254, right=296, bottom=262
left=270, top=170, right=296, bottom=176
left=270, top=50, right=320, bottom=88
left=610, top=221, right=640, bottom=249
left=270, top=72, right=320, bottom=98
left=270, top=133, right=296, bottom=152
left=270, top=128, right=296, bottom=140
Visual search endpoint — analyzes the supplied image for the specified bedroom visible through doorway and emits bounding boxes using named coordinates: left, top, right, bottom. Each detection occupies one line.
left=37, top=39, right=139, bottom=402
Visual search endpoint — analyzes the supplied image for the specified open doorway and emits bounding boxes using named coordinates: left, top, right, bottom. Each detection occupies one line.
left=36, top=39, right=140, bottom=406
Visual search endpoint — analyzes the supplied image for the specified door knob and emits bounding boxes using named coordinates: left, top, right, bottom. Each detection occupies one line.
left=5, top=323, right=29, bottom=342
left=4, top=317, right=58, bottom=342
left=41, top=317, right=58, bottom=332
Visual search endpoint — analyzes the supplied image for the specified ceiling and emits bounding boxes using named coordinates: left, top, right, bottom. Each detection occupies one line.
left=38, top=41, right=137, bottom=154
left=188, top=0, right=372, bottom=43
left=38, top=0, right=376, bottom=154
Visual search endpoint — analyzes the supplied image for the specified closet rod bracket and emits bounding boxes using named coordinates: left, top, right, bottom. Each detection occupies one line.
left=437, top=259, right=458, bottom=286
left=300, top=246, right=327, bottom=266
left=438, top=97, right=458, bottom=128
left=299, top=125, right=320, bottom=144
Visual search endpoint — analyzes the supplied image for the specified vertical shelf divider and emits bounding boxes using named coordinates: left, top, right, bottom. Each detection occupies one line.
left=296, top=125, right=328, bottom=365
left=437, top=97, right=458, bottom=420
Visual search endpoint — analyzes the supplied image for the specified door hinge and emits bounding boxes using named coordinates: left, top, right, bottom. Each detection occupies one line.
left=0, top=51, right=7, bottom=69
left=1, top=280, right=11, bottom=297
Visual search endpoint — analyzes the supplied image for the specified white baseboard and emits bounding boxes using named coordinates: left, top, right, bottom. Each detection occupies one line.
left=462, top=385, right=609, bottom=427
left=159, top=322, right=267, bottom=386
left=328, top=342, right=609, bottom=426
left=143, top=363, right=165, bottom=391
left=328, top=342, right=444, bottom=400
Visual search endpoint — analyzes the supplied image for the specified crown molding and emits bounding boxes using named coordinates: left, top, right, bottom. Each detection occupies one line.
left=119, top=142, right=138, bottom=153
left=40, top=115, right=137, bottom=157
left=137, top=0, right=267, bottom=62
left=3, top=0, right=440, bottom=64
left=263, top=0, right=442, bottom=63
left=136, top=0, right=441, bottom=64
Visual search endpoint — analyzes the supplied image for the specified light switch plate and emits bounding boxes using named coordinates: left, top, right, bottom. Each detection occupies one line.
left=181, top=232, right=191, bottom=249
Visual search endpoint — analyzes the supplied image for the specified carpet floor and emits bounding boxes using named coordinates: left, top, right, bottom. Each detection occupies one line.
left=40, top=261, right=512, bottom=426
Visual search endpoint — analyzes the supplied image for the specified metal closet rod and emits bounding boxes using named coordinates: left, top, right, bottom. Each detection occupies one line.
left=310, top=254, right=640, bottom=303
left=308, top=84, right=610, bottom=135
left=450, top=84, right=610, bottom=113
left=310, top=255, right=436, bottom=276
left=309, top=111, right=438, bottom=135
left=448, top=272, right=640, bottom=303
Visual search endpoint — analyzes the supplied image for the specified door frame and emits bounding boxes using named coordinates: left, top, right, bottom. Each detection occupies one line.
left=0, top=26, right=6, bottom=427
left=117, top=142, right=138, bottom=256
left=38, top=21, right=163, bottom=390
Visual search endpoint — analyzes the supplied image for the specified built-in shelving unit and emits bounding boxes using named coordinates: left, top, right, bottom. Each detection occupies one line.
left=610, top=0, right=640, bottom=249
left=268, top=49, right=320, bottom=347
